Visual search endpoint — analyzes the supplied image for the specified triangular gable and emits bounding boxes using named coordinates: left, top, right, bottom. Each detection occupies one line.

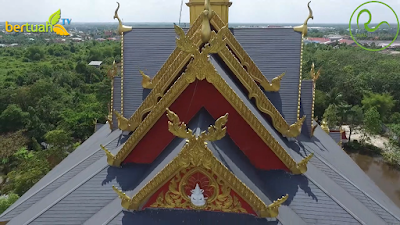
left=112, top=110, right=288, bottom=218
left=102, top=24, right=313, bottom=174
left=115, top=17, right=305, bottom=139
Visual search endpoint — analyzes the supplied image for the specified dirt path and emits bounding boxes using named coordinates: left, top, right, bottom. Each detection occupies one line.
left=342, top=125, right=389, bottom=149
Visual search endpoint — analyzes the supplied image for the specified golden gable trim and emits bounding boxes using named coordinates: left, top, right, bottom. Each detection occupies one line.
left=210, top=14, right=284, bottom=92
left=112, top=110, right=288, bottom=218
left=217, top=34, right=305, bottom=138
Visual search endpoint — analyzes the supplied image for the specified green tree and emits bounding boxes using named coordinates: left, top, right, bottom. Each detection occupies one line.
left=0, top=193, right=19, bottom=214
left=0, top=104, right=29, bottom=132
left=363, top=107, right=382, bottom=136
left=362, top=92, right=395, bottom=121
left=323, top=104, right=340, bottom=127
left=44, top=129, right=72, bottom=149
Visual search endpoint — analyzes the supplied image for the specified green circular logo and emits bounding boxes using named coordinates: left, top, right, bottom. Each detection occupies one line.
left=349, top=1, right=399, bottom=51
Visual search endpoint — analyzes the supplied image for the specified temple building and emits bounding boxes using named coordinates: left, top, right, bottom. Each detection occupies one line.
left=2, top=1, right=400, bottom=224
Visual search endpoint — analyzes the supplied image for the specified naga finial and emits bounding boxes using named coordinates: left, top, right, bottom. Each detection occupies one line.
left=293, top=1, right=314, bottom=37
left=310, top=63, right=321, bottom=82
left=114, top=2, right=132, bottom=34
left=201, top=0, right=213, bottom=44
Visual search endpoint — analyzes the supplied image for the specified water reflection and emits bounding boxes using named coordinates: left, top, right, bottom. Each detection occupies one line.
left=348, top=153, right=400, bottom=208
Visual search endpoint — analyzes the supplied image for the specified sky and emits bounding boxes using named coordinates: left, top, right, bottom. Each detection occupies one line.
left=0, top=0, right=399, bottom=24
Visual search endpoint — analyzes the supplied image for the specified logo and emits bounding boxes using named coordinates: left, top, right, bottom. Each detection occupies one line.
left=5, top=9, right=71, bottom=36
left=349, top=1, right=399, bottom=51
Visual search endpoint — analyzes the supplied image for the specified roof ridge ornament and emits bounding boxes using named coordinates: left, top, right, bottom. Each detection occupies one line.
left=114, top=2, right=132, bottom=35
left=166, top=108, right=228, bottom=143
left=310, top=63, right=321, bottom=82
left=293, top=1, right=313, bottom=37
left=201, top=0, right=213, bottom=44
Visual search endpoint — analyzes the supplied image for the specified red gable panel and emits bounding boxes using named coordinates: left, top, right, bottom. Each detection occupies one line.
left=124, top=80, right=289, bottom=171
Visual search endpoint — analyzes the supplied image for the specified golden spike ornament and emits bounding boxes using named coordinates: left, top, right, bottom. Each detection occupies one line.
left=295, top=153, right=314, bottom=174
left=321, top=119, right=330, bottom=134
left=260, top=194, right=289, bottom=218
left=114, top=2, right=132, bottom=35
left=293, top=1, right=313, bottom=37
left=201, top=0, right=213, bottom=44
left=140, top=70, right=155, bottom=89
left=112, top=186, right=133, bottom=209
left=112, top=110, right=289, bottom=217
left=310, top=63, right=321, bottom=82
left=113, top=110, right=131, bottom=131
left=267, top=72, right=286, bottom=92
left=100, top=144, right=119, bottom=166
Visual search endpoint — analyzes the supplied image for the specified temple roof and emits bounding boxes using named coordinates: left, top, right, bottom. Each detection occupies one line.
left=3, top=3, right=400, bottom=224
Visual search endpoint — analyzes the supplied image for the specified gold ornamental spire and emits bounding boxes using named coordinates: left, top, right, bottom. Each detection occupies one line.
left=293, top=1, right=314, bottom=37
left=201, top=0, right=213, bottom=43
left=114, top=2, right=132, bottom=34
left=187, top=0, right=232, bottom=26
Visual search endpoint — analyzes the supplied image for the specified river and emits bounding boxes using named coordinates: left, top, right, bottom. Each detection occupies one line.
left=347, top=152, right=400, bottom=208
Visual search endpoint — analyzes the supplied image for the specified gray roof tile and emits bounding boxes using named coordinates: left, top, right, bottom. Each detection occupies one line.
left=232, top=28, right=302, bottom=125
left=122, top=29, right=177, bottom=118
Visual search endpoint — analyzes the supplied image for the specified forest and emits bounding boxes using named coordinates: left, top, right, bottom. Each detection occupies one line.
left=0, top=35, right=400, bottom=213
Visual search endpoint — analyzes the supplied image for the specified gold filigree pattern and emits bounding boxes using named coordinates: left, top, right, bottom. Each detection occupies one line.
left=293, top=1, right=313, bottom=37
left=112, top=110, right=288, bottom=217
left=210, top=14, right=284, bottom=92
left=150, top=167, right=247, bottom=213
left=166, top=108, right=194, bottom=139
left=114, top=2, right=132, bottom=35
left=218, top=36, right=305, bottom=137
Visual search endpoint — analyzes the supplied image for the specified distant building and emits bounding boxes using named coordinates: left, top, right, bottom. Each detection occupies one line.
left=306, top=37, right=330, bottom=44
left=88, top=61, right=103, bottom=67
left=96, top=38, right=106, bottom=42
left=71, top=37, right=83, bottom=42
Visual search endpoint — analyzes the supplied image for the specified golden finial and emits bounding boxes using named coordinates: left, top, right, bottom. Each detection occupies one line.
left=295, top=153, right=314, bottom=174
left=112, top=186, right=134, bottom=209
left=321, top=119, right=330, bottom=134
left=293, top=1, right=313, bottom=37
left=310, top=63, right=321, bottom=82
left=114, top=2, right=133, bottom=35
left=201, top=0, right=213, bottom=44
left=260, top=194, right=289, bottom=218
left=140, top=70, right=154, bottom=89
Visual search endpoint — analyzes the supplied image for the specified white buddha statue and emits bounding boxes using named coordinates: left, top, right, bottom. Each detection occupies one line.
left=189, top=183, right=207, bottom=207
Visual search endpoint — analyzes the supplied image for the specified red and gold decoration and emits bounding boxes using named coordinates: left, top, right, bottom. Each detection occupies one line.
left=145, top=167, right=253, bottom=215
left=112, top=109, right=289, bottom=218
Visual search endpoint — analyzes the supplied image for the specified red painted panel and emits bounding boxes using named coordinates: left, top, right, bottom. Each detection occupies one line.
left=124, top=80, right=288, bottom=171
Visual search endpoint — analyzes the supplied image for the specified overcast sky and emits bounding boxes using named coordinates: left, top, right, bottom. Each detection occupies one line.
left=1, top=0, right=399, bottom=24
